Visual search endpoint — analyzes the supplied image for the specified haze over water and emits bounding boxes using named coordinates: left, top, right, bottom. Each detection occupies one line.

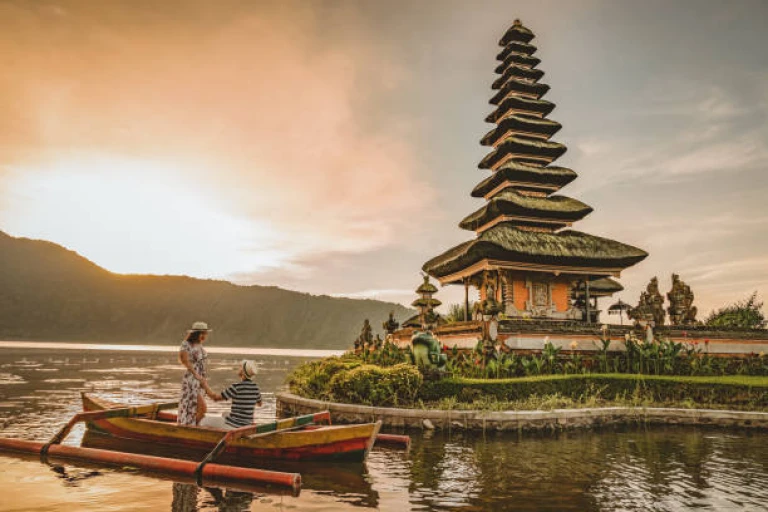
left=0, top=344, right=766, bottom=511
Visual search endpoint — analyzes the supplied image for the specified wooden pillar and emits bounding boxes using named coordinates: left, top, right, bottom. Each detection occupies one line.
left=584, top=277, right=591, bottom=324
left=464, top=278, right=470, bottom=322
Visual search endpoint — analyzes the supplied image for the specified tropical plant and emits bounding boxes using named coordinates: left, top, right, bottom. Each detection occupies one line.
left=705, top=292, right=766, bottom=329
left=445, top=301, right=476, bottom=323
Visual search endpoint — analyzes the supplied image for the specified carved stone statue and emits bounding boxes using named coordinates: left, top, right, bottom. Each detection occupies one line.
left=382, top=311, right=400, bottom=334
left=667, top=274, right=697, bottom=326
left=354, top=318, right=374, bottom=352
left=630, top=277, right=665, bottom=326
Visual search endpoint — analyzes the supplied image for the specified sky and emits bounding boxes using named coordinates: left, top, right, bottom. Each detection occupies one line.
left=1, top=0, right=767, bottom=320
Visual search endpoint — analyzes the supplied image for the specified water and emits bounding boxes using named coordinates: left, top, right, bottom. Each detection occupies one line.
left=0, top=342, right=766, bottom=511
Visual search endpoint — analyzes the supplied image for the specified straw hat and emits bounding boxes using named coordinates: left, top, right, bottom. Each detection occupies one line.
left=188, top=321, right=213, bottom=332
left=241, top=360, right=259, bottom=381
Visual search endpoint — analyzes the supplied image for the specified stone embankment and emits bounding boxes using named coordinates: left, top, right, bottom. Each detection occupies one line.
left=276, top=392, right=768, bottom=431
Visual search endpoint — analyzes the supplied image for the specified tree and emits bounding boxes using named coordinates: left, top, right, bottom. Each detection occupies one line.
left=705, top=292, right=765, bottom=329
left=445, top=302, right=476, bottom=323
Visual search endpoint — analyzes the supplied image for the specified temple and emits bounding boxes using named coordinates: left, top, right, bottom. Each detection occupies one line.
left=422, top=19, right=647, bottom=322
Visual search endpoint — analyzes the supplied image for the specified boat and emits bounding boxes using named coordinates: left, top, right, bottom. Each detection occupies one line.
left=81, top=393, right=381, bottom=463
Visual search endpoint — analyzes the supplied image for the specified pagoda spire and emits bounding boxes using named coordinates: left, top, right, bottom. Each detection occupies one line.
left=422, top=19, right=647, bottom=323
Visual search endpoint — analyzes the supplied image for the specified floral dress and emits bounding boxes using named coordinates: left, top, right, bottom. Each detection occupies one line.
left=178, top=340, right=207, bottom=425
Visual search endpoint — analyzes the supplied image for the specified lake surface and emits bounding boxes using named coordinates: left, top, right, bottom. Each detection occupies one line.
left=0, top=342, right=766, bottom=511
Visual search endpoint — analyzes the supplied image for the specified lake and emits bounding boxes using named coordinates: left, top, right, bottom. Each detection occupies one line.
left=0, top=342, right=766, bottom=511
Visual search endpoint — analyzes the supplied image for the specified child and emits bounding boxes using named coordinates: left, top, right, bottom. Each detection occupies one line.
left=199, top=360, right=262, bottom=430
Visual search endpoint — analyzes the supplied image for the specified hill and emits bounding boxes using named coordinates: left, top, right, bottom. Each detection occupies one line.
left=0, top=231, right=413, bottom=349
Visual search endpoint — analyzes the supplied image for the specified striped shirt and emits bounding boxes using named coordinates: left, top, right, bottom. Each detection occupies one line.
left=221, top=380, right=262, bottom=428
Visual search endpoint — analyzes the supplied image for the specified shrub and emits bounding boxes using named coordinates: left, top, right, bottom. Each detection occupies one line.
left=706, top=292, right=766, bottom=329
left=287, top=356, right=361, bottom=400
left=328, top=363, right=423, bottom=406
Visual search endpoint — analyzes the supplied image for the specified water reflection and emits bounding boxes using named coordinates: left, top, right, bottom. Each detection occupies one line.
left=0, top=346, right=767, bottom=511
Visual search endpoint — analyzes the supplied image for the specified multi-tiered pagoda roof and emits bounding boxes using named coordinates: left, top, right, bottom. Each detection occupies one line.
left=423, top=19, right=647, bottom=285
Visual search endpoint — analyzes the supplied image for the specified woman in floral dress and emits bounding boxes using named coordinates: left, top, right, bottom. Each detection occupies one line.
left=177, top=321, right=211, bottom=425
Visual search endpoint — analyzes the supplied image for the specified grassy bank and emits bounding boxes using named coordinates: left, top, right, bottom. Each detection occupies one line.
left=287, top=357, right=768, bottom=411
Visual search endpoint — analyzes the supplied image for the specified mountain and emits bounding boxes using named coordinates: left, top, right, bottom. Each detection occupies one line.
left=0, top=231, right=413, bottom=349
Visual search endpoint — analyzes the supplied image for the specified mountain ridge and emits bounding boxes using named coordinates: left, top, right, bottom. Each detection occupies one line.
left=0, top=230, right=412, bottom=349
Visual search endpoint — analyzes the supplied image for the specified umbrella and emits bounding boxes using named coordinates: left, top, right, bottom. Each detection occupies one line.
left=608, top=300, right=632, bottom=325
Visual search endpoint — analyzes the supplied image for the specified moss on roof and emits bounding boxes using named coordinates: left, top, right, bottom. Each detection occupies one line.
left=412, top=297, right=443, bottom=308
left=479, top=136, right=567, bottom=169
left=499, top=21, right=535, bottom=45
left=495, top=53, right=541, bottom=74
left=481, top=115, right=561, bottom=146
left=416, top=280, right=438, bottom=294
left=422, top=225, right=649, bottom=279
left=490, top=79, right=550, bottom=104
left=471, top=164, right=577, bottom=197
left=497, top=42, right=537, bottom=60
left=492, top=65, right=544, bottom=89
left=485, top=96, right=555, bottom=122
left=459, top=190, right=592, bottom=230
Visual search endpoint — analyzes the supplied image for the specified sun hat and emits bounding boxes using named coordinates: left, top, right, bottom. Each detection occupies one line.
left=188, top=321, right=213, bottom=332
left=241, top=360, right=259, bottom=381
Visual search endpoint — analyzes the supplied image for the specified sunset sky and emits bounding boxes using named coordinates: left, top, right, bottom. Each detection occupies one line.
left=1, top=0, right=767, bottom=318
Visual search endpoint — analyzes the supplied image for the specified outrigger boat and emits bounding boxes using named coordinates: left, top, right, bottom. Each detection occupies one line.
left=82, top=393, right=381, bottom=463
left=0, top=393, right=408, bottom=492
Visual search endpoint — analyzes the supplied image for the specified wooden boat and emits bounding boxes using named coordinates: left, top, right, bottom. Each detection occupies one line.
left=82, top=393, right=381, bottom=463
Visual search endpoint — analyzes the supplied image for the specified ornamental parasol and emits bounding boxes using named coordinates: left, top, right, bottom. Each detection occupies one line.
left=608, top=299, right=632, bottom=325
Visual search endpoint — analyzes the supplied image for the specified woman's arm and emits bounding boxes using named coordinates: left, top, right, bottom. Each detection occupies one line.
left=179, top=350, right=204, bottom=382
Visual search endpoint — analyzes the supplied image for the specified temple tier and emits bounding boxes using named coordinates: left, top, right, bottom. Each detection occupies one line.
left=422, top=19, right=647, bottom=323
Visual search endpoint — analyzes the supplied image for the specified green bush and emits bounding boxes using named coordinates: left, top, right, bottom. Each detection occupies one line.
left=329, top=363, right=423, bottom=406
left=706, top=292, right=766, bottom=329
left=421, top=374, right=768, bottom=408
left=286, top=356, right=361, bottom=400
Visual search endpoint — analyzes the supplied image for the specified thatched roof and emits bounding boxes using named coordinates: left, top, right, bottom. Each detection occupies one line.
left=485, top=96, right=555, bottom=122
left=495, top=53, right=541, bottom=74
left=471, top=163, right=577, bottom=197
left=497, top=42, right=537, bottom=61
left=412, top=297, right=442, bottom=308
left=481, top=115, right=561, bottom=146
left=479, top=136, right=566, bottom=169
left=499, top=20, right=535, bottom=45
left=422, top=225, right=649, bottom=279
left=459, top=190, right=592, bottom=230
left=492, top=65, right=544, bottom=89
left=415, top=278, right=438, bottom=294
left=575, top=277, right=624, bottom=297
left=490, top=79, right=549, bottom=104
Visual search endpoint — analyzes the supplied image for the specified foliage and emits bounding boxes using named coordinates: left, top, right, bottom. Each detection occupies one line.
left=329, top=363, right=423, bottom=406
left=288, top=354, right=423, bottom=406
left=420, top=374, right=768, bottom=409
left=286, top=356, right=361, bottom=401
left=445, top=302, right=476, bottom=323
left=705, top=292, right=766, bottom=329
left=442, top=334, right=767, bottom=378
left=354, top=340, right=410, bottom=367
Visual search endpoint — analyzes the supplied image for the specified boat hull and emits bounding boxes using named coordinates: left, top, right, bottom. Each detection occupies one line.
left=82, top=394, right=380, bottom=463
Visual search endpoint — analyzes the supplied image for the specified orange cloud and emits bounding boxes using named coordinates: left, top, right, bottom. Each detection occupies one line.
left=0, top=1, right=434, bottom=277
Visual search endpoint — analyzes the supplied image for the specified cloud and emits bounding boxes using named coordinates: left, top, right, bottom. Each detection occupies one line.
left=0, top=1, right=434, bottom=277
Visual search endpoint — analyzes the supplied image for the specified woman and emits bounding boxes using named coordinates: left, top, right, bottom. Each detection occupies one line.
left=177, top=321, right=212, bottom=425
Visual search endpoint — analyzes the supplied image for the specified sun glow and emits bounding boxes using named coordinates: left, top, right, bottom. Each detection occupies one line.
left=3, top=154, right=287, bottom=278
